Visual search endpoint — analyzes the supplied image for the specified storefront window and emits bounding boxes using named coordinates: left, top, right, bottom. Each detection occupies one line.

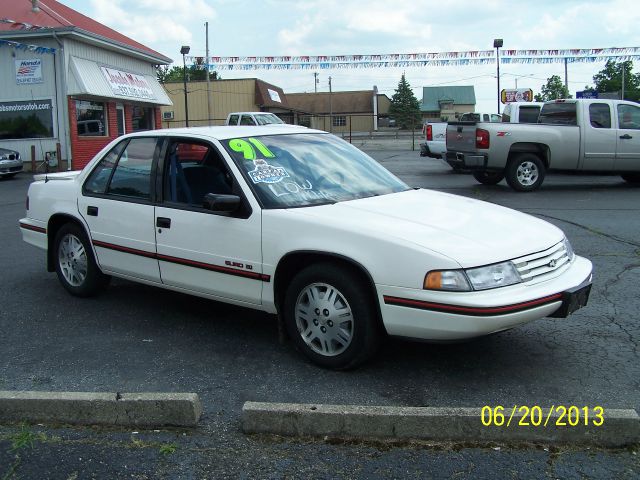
left=0, top=99, right=54, bottom=139
left=75, top=100, right=106, bottom=136
left=132, top=105, right=154, bottom=132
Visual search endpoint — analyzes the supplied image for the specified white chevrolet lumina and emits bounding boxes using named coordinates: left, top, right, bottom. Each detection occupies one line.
left=20, top=127, right=593, bottom=369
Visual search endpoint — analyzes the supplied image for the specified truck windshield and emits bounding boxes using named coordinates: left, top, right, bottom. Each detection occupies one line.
left=538, top=103, right=577, bottom=125
left=222, top=133, right=410, bottom=208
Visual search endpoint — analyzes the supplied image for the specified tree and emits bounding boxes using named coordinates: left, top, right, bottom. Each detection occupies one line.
left=157, top=65, right=220, bottom=83
left=589, top=60, right=640, bottom=101
left=389, top=74, right=421, bottom=129
left=534, top=75, right=570, bottom=101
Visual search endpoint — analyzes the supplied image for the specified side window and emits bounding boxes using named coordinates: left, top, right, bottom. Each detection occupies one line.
left=83, top=140, right=127, bottom=194
left=106, top=137, right=157, bottom=199
left=228, top=114, right=239, bottom=125
left=165, top=141, right=233, bottom=207
left=482, top=114, right=490, bottom=122
left=240, top=115, right=256, bottom=126
left=519, top=107, right=541, bottom=124
left=490, top=114, right=502, bottom=122
left=589, top=103, right=611, bottom=129
left=618, top=104, right=640, bottom=130
left=502, top=104, right=512, bottom=123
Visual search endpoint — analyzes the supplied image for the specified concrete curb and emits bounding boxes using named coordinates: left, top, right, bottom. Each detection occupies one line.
left=242, top=402, right=640, bottom=447
left=0, top=391, right=202, bottom=427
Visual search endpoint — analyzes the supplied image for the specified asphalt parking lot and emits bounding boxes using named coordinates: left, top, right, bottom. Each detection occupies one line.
left=1, top=148, right=639, bottom=478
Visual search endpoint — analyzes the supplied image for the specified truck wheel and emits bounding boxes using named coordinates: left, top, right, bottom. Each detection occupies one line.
left=621, top=173, right=640, bottom=184
left=54, top=223, right=110, bottom=297
left=473, top=170, right=504, bottom=185
left=283, top=263, right=381, bottom=370
left=506, top=153, right=545, bottom=191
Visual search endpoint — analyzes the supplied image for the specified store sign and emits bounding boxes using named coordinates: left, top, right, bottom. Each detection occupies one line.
left=501, top=88, right=534, bottom=103
left=576, top=90, right=598, bottom=99
left=100, top=67, right=156, bottom=100
left=15, top=59, right=43, bottom=85
left=267, top=88, right=282, bottom=103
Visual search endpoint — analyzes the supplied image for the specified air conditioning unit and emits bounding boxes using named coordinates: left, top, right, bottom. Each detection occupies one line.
left=162, top=111, right=175, bottom=120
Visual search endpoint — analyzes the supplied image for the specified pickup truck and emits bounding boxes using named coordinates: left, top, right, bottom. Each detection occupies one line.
left=420, top=112, right=501, bottom=159
left=225, top=112, right=285, bottom=126
left=445, top=99, right=640, bottom=191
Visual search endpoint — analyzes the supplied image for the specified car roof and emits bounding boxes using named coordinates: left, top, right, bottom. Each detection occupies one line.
left=124, top=125, right=324, bottom=141
left=228, top=112, right=279, bottom=116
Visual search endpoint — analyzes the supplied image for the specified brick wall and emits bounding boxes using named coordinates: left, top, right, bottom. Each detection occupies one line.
left=155, top=107, right=162, bottom=130
left=68, top=97, right=118, bottom=170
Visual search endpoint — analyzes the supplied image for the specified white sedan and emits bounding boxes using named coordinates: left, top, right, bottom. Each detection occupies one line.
left=20, top=126, right=592, bottom=369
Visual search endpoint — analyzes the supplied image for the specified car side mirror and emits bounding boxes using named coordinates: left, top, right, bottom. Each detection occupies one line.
left=203, top=193, right=241, bottom=213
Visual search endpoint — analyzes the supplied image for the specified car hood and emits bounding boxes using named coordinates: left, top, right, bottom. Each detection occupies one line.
left=290, top=189, right=564, bottom=268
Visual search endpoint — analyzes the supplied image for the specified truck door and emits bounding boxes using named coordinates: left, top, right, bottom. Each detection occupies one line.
left=615, top=103, right=640, bottom=172
left=582, top=103, right=616, bottom=170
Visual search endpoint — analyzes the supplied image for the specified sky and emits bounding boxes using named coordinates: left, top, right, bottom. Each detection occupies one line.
left=62, top=0, right=640, bottom=113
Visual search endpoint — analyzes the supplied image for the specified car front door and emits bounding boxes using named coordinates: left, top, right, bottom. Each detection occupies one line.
left=154, top=138, right=264, bottom=305
left=78, top=137, right=162, bottom=282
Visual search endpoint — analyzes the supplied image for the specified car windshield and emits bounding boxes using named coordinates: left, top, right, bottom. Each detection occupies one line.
left=256, top=114, right=285, bottom=125
left=222, top=133, right=410, bottom=208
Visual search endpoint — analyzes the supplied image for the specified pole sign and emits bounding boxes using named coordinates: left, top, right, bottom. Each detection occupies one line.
left=576, top=90, right=598, bottom=99
left=501, top=88, right=534, bottom=103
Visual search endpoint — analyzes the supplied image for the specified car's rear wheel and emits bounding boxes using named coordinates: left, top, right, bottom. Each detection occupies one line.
left=473, top=170, right=505, bottom=185
left=54, top=223, right=109, bottom=297
left=283, top=263, right=381, bottom=370
left=621, top=173, right=640, bottom=184
left=505, top=153, right=546, bottom=191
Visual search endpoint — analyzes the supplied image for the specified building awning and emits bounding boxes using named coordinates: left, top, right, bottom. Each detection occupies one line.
left=68, top=56, right=172, bottom=106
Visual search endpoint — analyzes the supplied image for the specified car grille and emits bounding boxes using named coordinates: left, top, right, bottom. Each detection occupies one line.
left=512, top=241, right=572, bottom=284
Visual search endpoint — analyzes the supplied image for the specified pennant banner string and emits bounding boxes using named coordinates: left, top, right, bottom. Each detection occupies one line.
left=189, top=47, right=640, bottom=70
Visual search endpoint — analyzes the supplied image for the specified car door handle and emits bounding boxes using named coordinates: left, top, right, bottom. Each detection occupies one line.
left=87, top=206, right=98, bottom=216
left=620, top=134, right=633, bottom=139
left=156, top=217, right=171, bottom=228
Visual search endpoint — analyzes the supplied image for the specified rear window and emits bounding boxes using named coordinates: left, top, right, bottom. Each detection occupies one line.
left=538, top=103, right=577, bottom=125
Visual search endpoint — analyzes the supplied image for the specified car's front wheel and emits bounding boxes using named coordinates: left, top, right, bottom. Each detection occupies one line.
left=283, top=263, right=381, bottom=370
left=54, top=223, right=110, bottom=297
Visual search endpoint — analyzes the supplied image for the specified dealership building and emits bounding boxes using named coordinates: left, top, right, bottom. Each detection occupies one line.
left=0, top=0, right=172, bottom=170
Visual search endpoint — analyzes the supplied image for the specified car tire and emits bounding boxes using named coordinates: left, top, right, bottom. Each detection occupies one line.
left=283, top=263, right=381, bottom=370
left=473, top=170, right=505, bottom=185
left=505, top=153, right=546, bottom=191
left=54, top=223, right=110, bottom=297
left=621, top=173, right=640, bottom=184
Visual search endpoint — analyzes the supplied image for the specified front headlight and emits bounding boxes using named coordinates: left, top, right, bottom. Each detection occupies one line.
left=465, top=261, right=521, bottom=290
left=563, top=237, right=575, bottom=262
left=425, top=261, right=522, bottom=292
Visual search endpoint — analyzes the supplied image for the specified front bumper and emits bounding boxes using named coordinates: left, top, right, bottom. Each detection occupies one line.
left=0, top=159, right=23, bottom=176
left=377, top=255, right=592, bottom=341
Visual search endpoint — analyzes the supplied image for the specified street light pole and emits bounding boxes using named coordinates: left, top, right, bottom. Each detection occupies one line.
left=180, top=45, right=191, bottom=127
left=494, top=39, right=503, bottom=115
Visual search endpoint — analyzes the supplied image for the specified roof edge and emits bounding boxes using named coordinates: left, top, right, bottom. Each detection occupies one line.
left=0, top=27, right=172, bottom=64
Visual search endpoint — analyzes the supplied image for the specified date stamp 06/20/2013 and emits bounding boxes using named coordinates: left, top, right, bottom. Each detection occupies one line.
left=481, top=406, right=605, bottom=428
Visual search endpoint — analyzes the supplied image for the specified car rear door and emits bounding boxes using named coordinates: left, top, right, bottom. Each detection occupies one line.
left=78, top=137, right=162, bottom=282
left=582, top=102, right=616, bottom=170
left=615, top=103, right=640, bottom=172
left=153, top=137, right=264, bottom=305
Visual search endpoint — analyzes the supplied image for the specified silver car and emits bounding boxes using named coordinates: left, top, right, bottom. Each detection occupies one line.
left=0, top=147, right=23, bottom=178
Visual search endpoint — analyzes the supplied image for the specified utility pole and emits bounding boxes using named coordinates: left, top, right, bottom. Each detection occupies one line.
left=205, top=22, right=212, bottom=126
left=564, top=57, right=568, bottom=94
left=313, top=72, right=319, bottom=93
left=622, top=64, right=626, bottom=100
left=328, top=76, right=333, bottom=133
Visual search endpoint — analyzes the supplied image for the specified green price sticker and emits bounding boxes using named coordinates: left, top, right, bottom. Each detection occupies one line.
left=228, top=138, right=275, bottom=160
